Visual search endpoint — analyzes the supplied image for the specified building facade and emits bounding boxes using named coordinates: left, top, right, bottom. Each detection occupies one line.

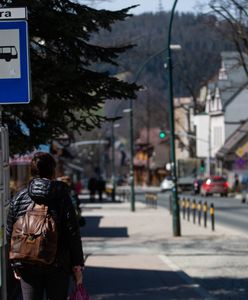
left=194, top=52, right=248, bottom=175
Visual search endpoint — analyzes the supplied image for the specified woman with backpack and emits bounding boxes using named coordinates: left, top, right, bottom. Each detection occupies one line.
left=6, top=152, right=85, bottom=300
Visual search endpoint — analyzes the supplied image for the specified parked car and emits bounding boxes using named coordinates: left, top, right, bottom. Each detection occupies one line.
left=200, top=176, right=228, bottom=196
left=193, top=178, right=203, bottom=194
left=160, top=176, right=174, bottom=192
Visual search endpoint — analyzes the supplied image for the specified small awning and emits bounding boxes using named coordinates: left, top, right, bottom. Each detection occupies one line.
left=217, top=119, right=248, bottom=158
left=9, top=154, right=32, bottom=165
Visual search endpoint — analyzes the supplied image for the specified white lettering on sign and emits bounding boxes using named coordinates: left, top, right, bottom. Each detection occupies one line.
left=0, top=7, right=26, bottom=20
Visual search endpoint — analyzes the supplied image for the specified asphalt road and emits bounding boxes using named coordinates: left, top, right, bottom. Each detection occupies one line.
left=137, top=191, right=248, bottom=236
left=180, top=193, right=248, bottom=235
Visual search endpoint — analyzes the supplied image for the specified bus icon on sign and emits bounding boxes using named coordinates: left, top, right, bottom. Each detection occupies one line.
left=0, top=46, right=18, bottom=62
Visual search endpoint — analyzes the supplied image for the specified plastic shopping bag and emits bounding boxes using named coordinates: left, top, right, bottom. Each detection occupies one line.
left=69, top=285, right=91, bottom=300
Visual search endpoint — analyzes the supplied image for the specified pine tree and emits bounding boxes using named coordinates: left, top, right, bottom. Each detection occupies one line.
left=1, top=0, right=138, bottom=153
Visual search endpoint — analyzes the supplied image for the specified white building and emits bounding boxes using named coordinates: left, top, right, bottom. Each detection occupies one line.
left=194, top=52, right=248, bottom=174
left=194, top=88, right=225, bottom=158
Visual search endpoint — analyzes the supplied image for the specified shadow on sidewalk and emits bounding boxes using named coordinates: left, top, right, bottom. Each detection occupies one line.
left=84, top=266, right=248, bottom=300
left=84, top=266, right=202, bottom=300
left=80, top=216, right=128, bottom=238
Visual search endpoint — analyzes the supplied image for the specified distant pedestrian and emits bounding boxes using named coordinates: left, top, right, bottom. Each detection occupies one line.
left=59, top=176, right=83, bottom=223
left=7, top=152, right=84, bottom=300
left=233, top=173, right=240, bottom=194
left=75, top=179, right=83, bottom=195
left=88, top=177, right=97, bottom=202
left=97, top=177, right=106, bottom=202
left=241, top=174, right=248, bottom=203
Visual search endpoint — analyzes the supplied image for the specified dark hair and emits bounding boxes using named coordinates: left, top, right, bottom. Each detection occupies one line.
left=31, top=152, right=56, bottom=179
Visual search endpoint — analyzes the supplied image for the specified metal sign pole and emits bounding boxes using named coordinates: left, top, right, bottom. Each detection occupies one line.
left=0, top=7, right=30, bottom=300
left=0, top=105, right=7, bottom=300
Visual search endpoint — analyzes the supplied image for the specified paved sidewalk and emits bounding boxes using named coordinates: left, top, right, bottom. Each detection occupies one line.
left=80, top=199, right=237, bottom=300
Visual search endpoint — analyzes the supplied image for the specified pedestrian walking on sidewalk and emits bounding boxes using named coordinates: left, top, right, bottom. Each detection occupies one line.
left=59, top=175, right=86, bottom=226
left=96, top=176, right=106, bottom=202
left=7, top=152, right=85, bottom=300
left=241, top=174, right=248, bottom=203
left=88, top=176, right=97, bottom=202
left=233, top=173, right=240, bottom=193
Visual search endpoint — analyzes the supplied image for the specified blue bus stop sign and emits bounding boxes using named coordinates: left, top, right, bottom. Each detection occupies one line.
left=0, top=20, right=31, bottom=104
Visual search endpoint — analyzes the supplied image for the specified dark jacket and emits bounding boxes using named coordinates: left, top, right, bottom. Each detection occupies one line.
left=6, top=178, right=84, bottom=273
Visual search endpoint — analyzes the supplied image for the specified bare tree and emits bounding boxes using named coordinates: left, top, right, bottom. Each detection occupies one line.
left=209, top=0, right=248, bottom=76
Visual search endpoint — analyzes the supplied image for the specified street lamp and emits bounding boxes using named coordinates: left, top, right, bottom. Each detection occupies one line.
left=167, top=0, right=181, bottom=236
left=127, top=43, right=182, bottom=212
left=122, top=107, right=135, bottom=210
left=107, top=116, right=122, bottom=202
left=128, top=47, right=173, bottom=212
left=52, top=133, right=72, bottom=177
left=128, top=97, right=136, bottom=211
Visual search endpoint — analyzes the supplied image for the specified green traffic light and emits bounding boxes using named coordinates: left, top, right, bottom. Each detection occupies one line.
left=159, top=131, right=166, bottom=139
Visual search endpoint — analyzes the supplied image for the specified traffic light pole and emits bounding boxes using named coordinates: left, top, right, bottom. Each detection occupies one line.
left=128, top=43, right=181, bottom=212
left=111, top=121, right=116, bottom=202
left=207, top=114, right=211, bottom=176
left=128, top=47, right=170, bottom=212
left=167, top=0, right=181, bottom=236
left=129, top=98, right=135, bottom=211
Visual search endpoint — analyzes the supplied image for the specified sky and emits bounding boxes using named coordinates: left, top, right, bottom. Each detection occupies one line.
left=93, top=0, right=205, bottom=15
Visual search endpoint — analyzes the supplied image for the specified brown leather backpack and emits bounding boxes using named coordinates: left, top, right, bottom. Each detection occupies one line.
left=9, top=202, right=58, bottom=265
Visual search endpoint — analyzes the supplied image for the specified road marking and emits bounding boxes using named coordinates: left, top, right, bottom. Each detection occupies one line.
left=158, top=254, right=217, bottom=300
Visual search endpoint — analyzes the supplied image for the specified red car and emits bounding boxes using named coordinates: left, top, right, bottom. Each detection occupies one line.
left=200, top=176, right=228, bottom=197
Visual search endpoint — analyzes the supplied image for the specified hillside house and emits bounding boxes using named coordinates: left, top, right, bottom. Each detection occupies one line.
left=134, top=127, right=170, bottom=186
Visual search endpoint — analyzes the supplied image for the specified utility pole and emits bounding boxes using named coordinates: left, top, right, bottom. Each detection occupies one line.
left=146, top=92, right=151, bottom=185
left=129, top=97, right=135, bottom=211
left=107, top=116, right=122, bottom=202
left=207, top=90, right=212, bottom=176
left=127, top=48, right=170, bottom=212
left=111, top=121, right=116, bottom=202
left=158, top=0, right=164, bottom=12
left=167, top=0, right=181, bottom=236
left=127, top=46, right=181, bottom=212
left=207, top=117, right=211, bottom=177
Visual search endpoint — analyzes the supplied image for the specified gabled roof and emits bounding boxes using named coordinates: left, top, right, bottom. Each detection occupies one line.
left=209, top=52, right=248, bottom=108
left=216, top=119, right=248, bottom=158
left=223, top=81, right=248, bottom=110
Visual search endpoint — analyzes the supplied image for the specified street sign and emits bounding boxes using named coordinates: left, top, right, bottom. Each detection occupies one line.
left=0, top=7, right=27, bottom=20
left=236, top=141, right=248, bottom=157
left=0, top=19, right=30, bottom=103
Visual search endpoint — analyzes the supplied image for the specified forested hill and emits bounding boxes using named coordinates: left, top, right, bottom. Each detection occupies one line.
left=91, top=11, right=233, bottom=131
left=93, top=11, right=233, bottom=100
